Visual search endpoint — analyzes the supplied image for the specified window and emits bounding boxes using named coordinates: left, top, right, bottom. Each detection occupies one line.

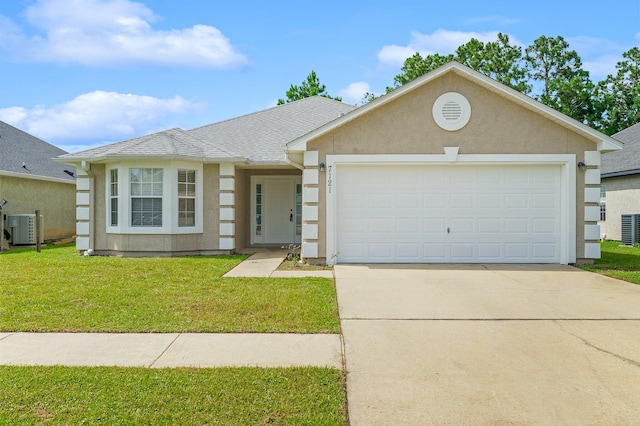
left=600, top=183, right=606, bottom=221
left=109, top=169, right=118, bottom=226
left=178, top=169, right=196, bottom=227
left=130, top=168, right=163, bottom=227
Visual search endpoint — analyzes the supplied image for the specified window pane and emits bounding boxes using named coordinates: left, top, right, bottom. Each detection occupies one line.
left=186, top=183, right=196, bottom=197
left=131, top=197, right=162, bottom=227
left=110, top=198, right=118, bottom=226
left=178, top=169, right=196, bottom=227
left=152, top=183, right=162, bottom=196
left=130, top=168, right=141, bottom=183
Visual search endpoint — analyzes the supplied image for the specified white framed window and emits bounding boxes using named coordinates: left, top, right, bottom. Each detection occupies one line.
left=130, top=168, right=163, bottom=227
left=106, top=161, right=203, bottom=234
left=109, top=169, right=118, bottom=226
left=178, top=169, right=196, bottom=227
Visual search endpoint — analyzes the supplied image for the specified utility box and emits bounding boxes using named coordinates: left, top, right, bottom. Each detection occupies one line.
left=8, top=214, right=44, bottom=245
left=621, top=214, right=640, bottom=246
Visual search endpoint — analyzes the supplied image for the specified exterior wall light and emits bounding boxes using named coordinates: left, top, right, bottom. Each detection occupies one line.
left=319, top=162, right=325, bottom=172
left=577, top=161, right=587, bottom=172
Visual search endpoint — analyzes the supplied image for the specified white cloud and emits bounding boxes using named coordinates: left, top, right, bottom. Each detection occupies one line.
left=377, top=29, right=506, bottom=67
left=0, top=91, right=206, bottom=145
left=338, top=82, right=371, bottom=104
left=566, top=36, right=627, bottom=79
left=0, top=0, right=247, bottom=68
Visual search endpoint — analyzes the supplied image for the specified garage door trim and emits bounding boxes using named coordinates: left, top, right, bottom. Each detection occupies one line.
left=325, top=153, right=576, bottom=265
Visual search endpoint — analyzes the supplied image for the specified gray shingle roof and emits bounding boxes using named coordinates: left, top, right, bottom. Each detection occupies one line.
left=189, top=96, right=356, bottom=163
left=0, top=120, right=75, bottom=182
left=601, top=123, right=640, bottom=177
left=57, top=128, right=241, bottom=162
left=57, top=96, right=357, bottom=164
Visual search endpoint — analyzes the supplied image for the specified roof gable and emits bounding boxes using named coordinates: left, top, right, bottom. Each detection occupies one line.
left=287, top=62, right=622, bottom=153
left=0, top=120, right=75, bottom=182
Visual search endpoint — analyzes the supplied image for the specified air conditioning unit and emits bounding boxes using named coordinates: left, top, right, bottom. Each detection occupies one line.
left=621, top=214, right=640, bottom=245
left=7, top=214, right=44, bottom=245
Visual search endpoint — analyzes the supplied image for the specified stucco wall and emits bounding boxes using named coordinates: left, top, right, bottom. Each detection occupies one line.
left=307, top=72, right=597, bottom=261
left=600, top=175, right=640, bottom=241
left=0, top=175, right=75, bottom=240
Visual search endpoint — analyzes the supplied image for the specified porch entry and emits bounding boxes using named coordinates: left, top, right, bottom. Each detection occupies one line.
left=250, top=176, right=302, bottom=245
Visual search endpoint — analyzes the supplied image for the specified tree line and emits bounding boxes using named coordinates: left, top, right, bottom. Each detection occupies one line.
left=281, top=35, right=640, bottom=136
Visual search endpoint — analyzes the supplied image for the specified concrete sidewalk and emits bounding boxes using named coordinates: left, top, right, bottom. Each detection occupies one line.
left=0, top=332, right=343, bottom=368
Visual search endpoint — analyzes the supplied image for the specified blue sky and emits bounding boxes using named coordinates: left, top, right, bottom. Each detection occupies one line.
left=0, top=0, right=638, bottom=153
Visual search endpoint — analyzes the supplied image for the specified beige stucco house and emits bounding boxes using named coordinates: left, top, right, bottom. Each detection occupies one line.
left=56, top=62, right=621, bottom=264
left=0, top=120, right=76, bottom=242
left=599, top=122, right=640, bottom=241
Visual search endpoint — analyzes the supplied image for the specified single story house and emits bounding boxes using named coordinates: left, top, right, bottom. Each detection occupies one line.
left=0, top=120, right=76, bottom=242
left=599, top=122, right=640, bottom=241
left=56, top=62, right=621, bottom=264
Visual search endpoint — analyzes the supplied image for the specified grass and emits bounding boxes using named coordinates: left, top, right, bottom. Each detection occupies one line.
left=0, top=365, right=348, bottom=425
left=0, top=244, right=340, bottom=333
left=579, top=240, right=640, bottom=284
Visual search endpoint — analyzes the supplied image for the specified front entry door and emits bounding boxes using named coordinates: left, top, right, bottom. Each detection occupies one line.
left=251, top=176, right=302, bottom=245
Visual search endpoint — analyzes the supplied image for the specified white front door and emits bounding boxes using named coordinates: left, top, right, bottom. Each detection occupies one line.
left=251, top=176, right=302, bottom=245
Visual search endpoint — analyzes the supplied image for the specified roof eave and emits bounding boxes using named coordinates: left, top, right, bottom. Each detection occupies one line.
left=55, top=154, right=247, bottom=164
left=602, top=169, right=640, bottom=179
left=0, top=169, right=76, bottom=184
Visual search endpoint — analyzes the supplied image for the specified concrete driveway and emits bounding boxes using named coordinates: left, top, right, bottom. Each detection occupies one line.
left=335, top=264, right=640, bottom=425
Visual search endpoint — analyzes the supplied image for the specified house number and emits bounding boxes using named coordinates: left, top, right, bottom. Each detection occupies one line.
left=327, top=165, right=333, bottom=194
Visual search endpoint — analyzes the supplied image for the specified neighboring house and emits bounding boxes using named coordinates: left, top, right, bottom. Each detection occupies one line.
left=56, top=62, right=621, bottom=264
left=599, top=122, right=640, bottom=241
left=0, top=120, right=76, bottom=242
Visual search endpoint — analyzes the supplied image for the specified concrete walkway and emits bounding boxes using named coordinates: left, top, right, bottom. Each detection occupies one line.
left=336, top=264, right=640, bottom=425
left=223, top=250, right=334, bottom=278
left=0, top=250, right=338, bottom=368
left=0, top=332, right=342, bottom=368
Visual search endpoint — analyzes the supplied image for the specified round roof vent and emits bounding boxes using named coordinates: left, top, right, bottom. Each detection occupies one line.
left=432, top=92, right=471, bottom=131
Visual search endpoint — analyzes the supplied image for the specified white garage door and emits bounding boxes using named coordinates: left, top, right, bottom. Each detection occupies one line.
left=336, top=164, right=562, bottom=263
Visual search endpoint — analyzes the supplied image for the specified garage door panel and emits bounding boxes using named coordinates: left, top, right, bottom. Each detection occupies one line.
left=478, top=243, right=501, bottom=259
left=532, top=218, right=556, bottom=233
left=450, top=243, right=474, bottom=259
left=336, top=164, right=561, bottom=263
left=396, top=218, right=420, bottom=233
left=478, top=218, right=501, bottom=233
left=423, top=243, right=447, bottom=259
left=424, top=218, right=447, bottom=233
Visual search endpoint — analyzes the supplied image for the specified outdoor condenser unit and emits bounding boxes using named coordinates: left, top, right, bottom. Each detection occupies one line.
left=621, top=214, right=640, bottom=245
left=8, top=214, right=44, bottom=245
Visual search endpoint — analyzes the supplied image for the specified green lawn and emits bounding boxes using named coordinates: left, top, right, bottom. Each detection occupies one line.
left=0, top=244, right=340, bottom=333
left=0, top=366, right=348, bottom=425
left=579, top=240, right=640, bottom=284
